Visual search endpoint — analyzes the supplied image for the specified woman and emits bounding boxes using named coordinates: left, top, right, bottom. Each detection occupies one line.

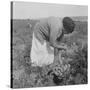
left=30, top=17, right=75, bottom=67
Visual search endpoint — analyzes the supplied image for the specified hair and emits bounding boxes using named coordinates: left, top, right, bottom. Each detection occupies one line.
left=63, top=17, right=75, bottom=33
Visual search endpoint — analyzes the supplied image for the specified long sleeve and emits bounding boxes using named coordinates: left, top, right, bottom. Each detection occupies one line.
left=48, top=17, right=63, bottom=48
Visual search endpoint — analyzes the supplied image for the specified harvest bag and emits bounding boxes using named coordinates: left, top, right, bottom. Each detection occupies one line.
left=30, top=33, right=54, bottom=67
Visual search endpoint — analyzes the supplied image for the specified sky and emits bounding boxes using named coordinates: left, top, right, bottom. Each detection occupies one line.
left=13, top=2, right=88, bottom=19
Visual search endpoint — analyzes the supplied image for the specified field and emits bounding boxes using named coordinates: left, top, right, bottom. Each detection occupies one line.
left=11, top=17, right=88, bottom=88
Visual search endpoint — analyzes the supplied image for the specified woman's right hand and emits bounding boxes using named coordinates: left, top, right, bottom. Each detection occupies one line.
left=58, top=44, right=68, bottom=51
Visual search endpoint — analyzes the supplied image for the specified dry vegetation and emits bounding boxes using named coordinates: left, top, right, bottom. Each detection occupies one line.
left=12, top=18, right=88, bottom=88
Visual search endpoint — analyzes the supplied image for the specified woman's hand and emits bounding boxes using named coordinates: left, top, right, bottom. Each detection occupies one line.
left=58, top=44, right=68, bottom=51
left=49, top=41, right=68, bottom=51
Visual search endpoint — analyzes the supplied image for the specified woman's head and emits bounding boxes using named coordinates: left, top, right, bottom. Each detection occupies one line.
left=62, top=17, right=75, bottom=34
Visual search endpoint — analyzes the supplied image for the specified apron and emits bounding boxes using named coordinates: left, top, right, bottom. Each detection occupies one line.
left=30, top=33, right=54, bottom=67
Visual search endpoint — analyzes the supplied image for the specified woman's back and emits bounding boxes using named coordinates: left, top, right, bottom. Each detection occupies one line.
left=34, top=17, right=63, bottom=44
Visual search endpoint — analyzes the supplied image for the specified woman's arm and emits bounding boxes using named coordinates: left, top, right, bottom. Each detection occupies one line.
left=50, top=42, right=67, bottom=50
left=48, top=17, right=67, bottom=50
left=49, top=28, right=67, bottom=50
